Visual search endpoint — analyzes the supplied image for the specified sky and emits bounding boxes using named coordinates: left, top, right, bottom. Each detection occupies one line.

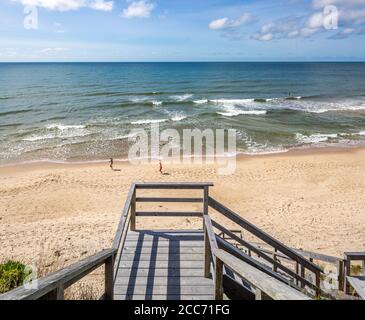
left=0, top=0, right=365, bottom=62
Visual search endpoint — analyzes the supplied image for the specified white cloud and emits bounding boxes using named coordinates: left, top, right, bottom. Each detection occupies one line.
left=14, top=0, right=114, bottom=12
left=90, top=0, right=113, bottom=11
left=209, top=17, right=229, bottom=30
left=312, top=0, right=365, bottom=9
left=253, top=33, right=274, bottom=41
left=209, top=14, right=256, bottom=30
left=121, top=0, right=155, bottom=19
left=39, top=47, right=69, bottom=54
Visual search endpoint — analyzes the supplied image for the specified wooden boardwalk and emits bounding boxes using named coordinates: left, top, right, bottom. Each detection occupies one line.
left=114, top=230, right=214, bottom=300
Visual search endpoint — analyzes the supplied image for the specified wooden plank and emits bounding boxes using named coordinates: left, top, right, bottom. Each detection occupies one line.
left=115, top=276, right=213, bottom=286
left=118, top=260, right=204, bottom=269
left=115, top=268, right=205, bottom=277
left=122, top=247, right=204, bottom=255
left=123, top=242, right=204, bottom=248
left=215, top=249, right=310, bottom=300
left=136, top=197, right=203, bottom=203
left=346, top=276, right=365, bottom=299
left=135, top=182, right=213, bottom=189
left=136, top=212, right=202, bottom=217
left=120, top=253, right=206, bottom=261
left=114, top=294, right=213, bottom=300
left=209, top=196, right=322, bottom=274
left=114, top=285, right=213, bottom=296
left=0, top=249, right=116, bottom=300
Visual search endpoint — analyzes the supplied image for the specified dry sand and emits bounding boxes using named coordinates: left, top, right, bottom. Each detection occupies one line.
left=1, top=147, right=365, bottom=273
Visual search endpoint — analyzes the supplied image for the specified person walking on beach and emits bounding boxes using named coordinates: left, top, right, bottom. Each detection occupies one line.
left=159, top=160, right=163, bottom=174
left=110, top=158, right=114, bottom=171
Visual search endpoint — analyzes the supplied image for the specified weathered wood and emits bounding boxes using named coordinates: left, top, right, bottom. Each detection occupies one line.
left=115, top=285, right=213, bottom=296
left=114, top=230, right=214, bottom=300
left=215, top=249, right=310, bottom=300
left=135, top=182, right=214, bottom=189
left=136, top=211, right=202, bottom=217
left=124, top=241, right=204, bottom=248
left=0, top=249, right=116, bottom=300
left=115, top=276, right=214, bottom=286
left=136, top=197, right=203, bottom=203
left=116, top=268, right=205, bottom=277
left=346, top=276, right=365, bottom=299
left=215, top=257, right=224, bottom=300
left=216, top=236, right=292, bottom=286
left=344, top=252, right=365, bottom=260
left=130, top=188, right=136, bottom=231
left=112, top=183, right=135, bottom=249
left=204, top=227, right=212, bottom=278
left=115, top=294, right=214, bottom=300
left=203, top=186, right=209, bottom=215
left=338, top=260, right=345, bottom=291
left=121, top=253, right=206, bottom=261
left=345, top=258, right=351, bottom=294
left=105, top=255, right=114, bottom=300
left=40, top=286, right=64, bottom=300
left=213, top=221, right=317, bottom=291
left=204, top=216, right=218, bottom=254
left=119, top=260, right=205, bottom=269
left=209, top=196, right=322, bottom=274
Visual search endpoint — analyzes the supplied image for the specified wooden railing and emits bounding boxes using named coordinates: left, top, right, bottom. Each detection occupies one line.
left=132, top=182, right=213, bottom=227
left=214, top=249, right=310, bottom=300
left=1, top=182, right=329, bottom=300
left=0, top=249, right=116, bottom=300
left=203, top=214, right=310, bottom=300
left=208, top=196, right=323, bottom=297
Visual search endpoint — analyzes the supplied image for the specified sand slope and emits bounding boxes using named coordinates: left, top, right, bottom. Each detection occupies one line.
left=1, top=148, right=365, bottom=273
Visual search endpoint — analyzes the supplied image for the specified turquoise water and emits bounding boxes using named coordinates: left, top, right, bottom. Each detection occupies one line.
left=1, top=62, right=365, bottom=164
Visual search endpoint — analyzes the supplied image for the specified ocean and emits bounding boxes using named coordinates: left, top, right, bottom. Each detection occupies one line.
left=1, top=62, right=365, bottom=164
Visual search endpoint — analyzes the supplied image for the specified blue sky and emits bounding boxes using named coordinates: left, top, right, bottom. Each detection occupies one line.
left=1, top=0, right=365, bottom=61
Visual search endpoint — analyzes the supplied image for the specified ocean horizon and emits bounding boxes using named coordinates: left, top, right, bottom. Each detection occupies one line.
left=1, top=62, right=365, bottom=164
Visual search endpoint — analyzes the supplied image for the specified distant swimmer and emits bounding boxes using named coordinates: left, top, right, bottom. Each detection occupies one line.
left=110, top=158, right=114, bottom=170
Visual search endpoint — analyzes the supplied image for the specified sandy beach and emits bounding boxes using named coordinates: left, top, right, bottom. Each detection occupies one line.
left=1, top=147, right=365, bottom=276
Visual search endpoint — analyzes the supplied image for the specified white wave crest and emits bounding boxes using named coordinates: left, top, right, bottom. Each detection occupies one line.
left=131, top=119, right=168, bottom=125
left=193, top=99, right=209, bottom=104
left=296, top=133, right=338, bottom=144
left=46, top=124, right=86, bottom=130
left=170, top=94, right=193, bottom=102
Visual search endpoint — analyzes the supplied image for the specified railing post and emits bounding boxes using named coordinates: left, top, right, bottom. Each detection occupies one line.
left=204, top=227, right=211, bottom=278
left=130, top=188, right=136, bottom=231
left=203, top=186, right=209, bottom=229
left=214, top=257, right=224, bottom=300
left=255, top=288, right=271, bottom=300
left=272, top=249, right=277, bottom=272
left=41, top=286, right=64, bottom=300
left=315, top=270, right=321, bottom=297
left=345, top=258, right=351, bottom=294
left=300, top=265, right=305, bottom=288
left=337, top=259, right=345, bottom=292
left=203, top=186, right=209, bottom=215
left=105, top=254, right=115, bottom=300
